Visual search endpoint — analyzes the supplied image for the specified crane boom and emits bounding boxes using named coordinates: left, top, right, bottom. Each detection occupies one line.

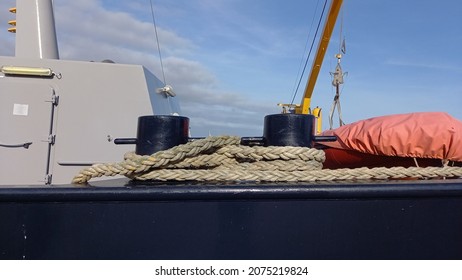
left=296, top=0, right=343, bottom=114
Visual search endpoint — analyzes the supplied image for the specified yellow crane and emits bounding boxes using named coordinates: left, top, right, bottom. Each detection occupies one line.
left=280, top=0, right=343, bottom=134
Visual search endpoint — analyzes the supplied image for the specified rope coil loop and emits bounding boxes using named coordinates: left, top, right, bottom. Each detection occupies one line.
left=72, top=135, right=462, bottom=184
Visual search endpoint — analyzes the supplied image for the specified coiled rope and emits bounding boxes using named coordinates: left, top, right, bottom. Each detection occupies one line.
left=72, top=135, right=462, bottom=184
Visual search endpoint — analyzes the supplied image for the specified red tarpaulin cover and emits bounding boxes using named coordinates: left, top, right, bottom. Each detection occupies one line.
left=321, top=112, right=462, bottom=165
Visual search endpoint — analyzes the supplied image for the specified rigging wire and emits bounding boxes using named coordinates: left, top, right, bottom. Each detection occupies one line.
left=329, top=6, right=347, bottom=129
left=290, top=0, right=329, bottom=106
left=149, top=0, right=167, bottom=85
left=338, top=7, right=345, bottom=55
left=290, top=0, right=321, bottom=100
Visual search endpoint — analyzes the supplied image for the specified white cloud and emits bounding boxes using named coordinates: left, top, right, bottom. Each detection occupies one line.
left=160, top=57, right=278, bottom=136
left=54, top=0, right=195, bottom=60
left=52, top=0, right=273, bottom=137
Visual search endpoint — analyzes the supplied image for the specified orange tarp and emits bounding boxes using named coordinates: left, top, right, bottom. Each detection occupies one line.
left=321, top=112, right=462, bottom=162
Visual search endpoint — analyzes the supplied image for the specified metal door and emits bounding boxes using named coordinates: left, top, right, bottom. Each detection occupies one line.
left=0, top=80, right=57, bottom=185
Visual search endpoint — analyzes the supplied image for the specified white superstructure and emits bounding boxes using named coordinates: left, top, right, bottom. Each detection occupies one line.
left=0, top=0, right=180, bottom=184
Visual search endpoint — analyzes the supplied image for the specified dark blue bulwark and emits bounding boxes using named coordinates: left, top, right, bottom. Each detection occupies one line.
left=1, top=179, right=462, bottom=260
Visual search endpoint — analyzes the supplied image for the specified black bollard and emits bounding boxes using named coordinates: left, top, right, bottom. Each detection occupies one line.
left=263, top=114, right=316, bottom=147
left=115, top=114, right=335, bottom=154
left=135, top=115, right=189, bottom=155
left=114, top=115, right=189, bottom=155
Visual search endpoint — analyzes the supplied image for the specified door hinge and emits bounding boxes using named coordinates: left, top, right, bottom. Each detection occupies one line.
left=47, top=94, right=59, bottom=106
left=46, top=89, right=59, bottom=106
left=47, top=134, right=56, bottom=145
left=44, top=174, right=52, bottom=185
left=51, top=94, right=59, bottom=106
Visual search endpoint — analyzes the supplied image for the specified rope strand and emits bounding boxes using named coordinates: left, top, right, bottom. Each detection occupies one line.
left=72, top=135, right=462, bottom=184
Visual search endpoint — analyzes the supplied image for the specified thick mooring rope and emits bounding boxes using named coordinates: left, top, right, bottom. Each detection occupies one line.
left=72, top=135, right=462, bottom=184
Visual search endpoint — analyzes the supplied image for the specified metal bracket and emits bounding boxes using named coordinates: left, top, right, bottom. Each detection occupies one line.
left=47, top=135, right=56, bottom=145
left=46, top=90, right=59, bottom=106
left=51, top=94, right=59, bottom=106
left=44, top=174, right=52, bottom=185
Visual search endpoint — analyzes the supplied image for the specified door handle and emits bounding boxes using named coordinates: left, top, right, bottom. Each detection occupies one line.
left=0, top=142, right=33, bottom=149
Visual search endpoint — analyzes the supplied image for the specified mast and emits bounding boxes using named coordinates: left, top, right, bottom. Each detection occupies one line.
left=13, top=0, right=59, bottom=59
left=296, top=0, right=343, bottom=114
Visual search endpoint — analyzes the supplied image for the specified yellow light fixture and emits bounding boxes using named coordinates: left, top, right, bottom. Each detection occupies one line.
left=1, top=66, right=54, bottom=77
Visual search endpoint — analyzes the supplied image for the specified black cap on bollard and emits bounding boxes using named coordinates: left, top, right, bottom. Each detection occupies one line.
left=263, top=114, right=316, bottom=147
left=135, top=115, right=189, bottom=155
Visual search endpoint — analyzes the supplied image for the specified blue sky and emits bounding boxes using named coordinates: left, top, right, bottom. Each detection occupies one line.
left=1, top=0, right=461, bottom=137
